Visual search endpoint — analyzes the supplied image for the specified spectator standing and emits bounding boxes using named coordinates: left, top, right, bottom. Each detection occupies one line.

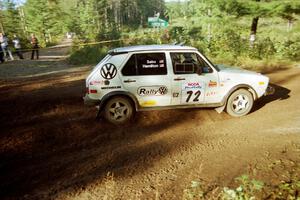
left=0, top=49, right=4, bottom=63
left=12, top=34, right=24, bottom=59
left=0, top=33, right=14, bottom=61
left=30, top=34, right=39, bottom=60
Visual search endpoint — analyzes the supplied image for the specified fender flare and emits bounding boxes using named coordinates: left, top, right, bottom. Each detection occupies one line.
left=221, top=84, right=258, bottom=105
left=99, top=91, right=139, bottom=112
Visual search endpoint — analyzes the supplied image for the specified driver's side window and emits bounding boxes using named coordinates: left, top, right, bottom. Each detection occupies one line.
left=170, top=52, right=212, bottom=74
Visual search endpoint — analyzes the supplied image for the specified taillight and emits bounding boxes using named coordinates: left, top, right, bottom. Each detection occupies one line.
left=90, top=90, right=97, bottom=94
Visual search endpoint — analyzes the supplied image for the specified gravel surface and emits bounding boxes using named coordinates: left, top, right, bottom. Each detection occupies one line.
left=0, top=46, right=299, bottom=199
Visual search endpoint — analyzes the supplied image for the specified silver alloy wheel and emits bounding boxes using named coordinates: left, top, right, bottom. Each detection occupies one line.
left=226, top=89, right=254, bottom=117
left=232, top=94, right=250, bottom=113
left=109, top=101, right=129, bottom=121
left=104, top=97, right=133, bottom=124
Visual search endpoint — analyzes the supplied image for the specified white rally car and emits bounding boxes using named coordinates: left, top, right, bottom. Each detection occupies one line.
left=84, top=45, right=274, bottom=124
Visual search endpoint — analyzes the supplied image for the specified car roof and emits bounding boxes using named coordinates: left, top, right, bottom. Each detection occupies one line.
left=109, top=45, right=197, bottom=54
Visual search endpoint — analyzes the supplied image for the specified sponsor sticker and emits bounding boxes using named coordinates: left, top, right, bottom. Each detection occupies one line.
left=206, top=91, right=217, bottom=96
left=181, top=82, right=204, bottom=103
left=101, top=86, right=121, bottom=90
left=138, top=86, right=168, bottom=96
left=182, top=82, right=202, bottom=90
left=90, top=80, right=105, bottom=85
left=141, top=100, right=157, bottom=107
left=208, top=80, right=217, bottom=87
left=173, top=93, right=179, bottom=98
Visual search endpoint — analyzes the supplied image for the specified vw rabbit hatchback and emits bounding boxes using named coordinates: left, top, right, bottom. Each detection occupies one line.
left=84, top=45, right=274, bottom=124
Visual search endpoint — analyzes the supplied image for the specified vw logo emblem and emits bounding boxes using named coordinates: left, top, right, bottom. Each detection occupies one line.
left=100, top=63, right=117, bottom=80
left=158, top=86, right=168, bottom=95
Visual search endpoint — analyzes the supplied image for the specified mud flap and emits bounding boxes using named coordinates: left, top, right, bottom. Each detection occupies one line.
left=215, top=105, right=225, bottom=114
left=96, top=106, right=102, bottom=120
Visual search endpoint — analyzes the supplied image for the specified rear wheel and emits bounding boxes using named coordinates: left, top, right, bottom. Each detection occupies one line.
left=226, top=89, right=253, bottom=117
left=104, top=96, right=134, bottom=124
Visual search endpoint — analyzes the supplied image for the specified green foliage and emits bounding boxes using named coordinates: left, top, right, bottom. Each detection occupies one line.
left=68, top=29, right=169, bottom=64
left=220, top=175, right=264, bottom=200
left=24, top=0, right=65, bottom=46
left=68, top=0, right=166, bottom=41
left=67, top=0, right=300, bottom=67
left=69, top=44, right=110, bottom=65
left=275, top=38, right=300, bottom=61
left=182, top=180, right=205, bottom=200
left=248, top=37, right=276, bottom=59
left=0, top=0, right=23, bottom=38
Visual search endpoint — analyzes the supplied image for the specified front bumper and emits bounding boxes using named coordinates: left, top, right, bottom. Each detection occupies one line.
left=264, top=85, right=275, bottom=96
left=83, top=94, right=100, bottom=106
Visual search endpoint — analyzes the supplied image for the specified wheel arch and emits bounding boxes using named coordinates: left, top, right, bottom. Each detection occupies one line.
left=222, top=84, right=258, bottom=105
left=99, top=91, right=139, bottom=112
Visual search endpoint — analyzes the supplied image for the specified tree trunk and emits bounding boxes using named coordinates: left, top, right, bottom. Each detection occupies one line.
left=0, top=21, right=4, bottom=34
left=249, top=0, right=260, bottom=47
left=287, top=19, right=293, bottom=31
left=207, top=7, right=212, bottom=42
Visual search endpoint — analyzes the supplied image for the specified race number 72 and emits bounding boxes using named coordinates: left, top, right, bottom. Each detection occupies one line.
left=186, top=90, right=201, bottom=103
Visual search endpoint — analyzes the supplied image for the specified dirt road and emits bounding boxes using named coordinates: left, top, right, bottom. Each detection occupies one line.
left=0, top=46, right=299, bottom=199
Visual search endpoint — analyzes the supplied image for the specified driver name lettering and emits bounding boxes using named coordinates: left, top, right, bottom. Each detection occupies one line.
left=142, top=60, right=165, bottom=68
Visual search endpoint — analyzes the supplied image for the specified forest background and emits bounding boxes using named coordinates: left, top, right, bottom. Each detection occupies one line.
left=0, top=0, right=299, bottom=70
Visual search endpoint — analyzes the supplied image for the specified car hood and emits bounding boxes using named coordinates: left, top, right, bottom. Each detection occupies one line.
left=216, top=64, right=260, bottom=75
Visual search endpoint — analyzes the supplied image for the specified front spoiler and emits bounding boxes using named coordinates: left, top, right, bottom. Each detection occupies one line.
left=265, top=85, right=275, bottom=96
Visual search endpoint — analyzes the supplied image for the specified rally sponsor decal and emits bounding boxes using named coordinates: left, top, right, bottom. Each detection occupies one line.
left=182, top=82, right=202, bottom=90
left=137, top=86, right=168, bottom=96
left=90, top=80, right=105, bottom=85
left=206, top=91, right=217, bottom=97
left=208, top=80, right=217, bottom=87
left=173, top=93, right=179, bottom=98
left=181, top=82, right=204, bottom=103
left=100, top=63, right=117, bottom=80
left=141, top=100, right=157, bottom=107
left=101, top=86, right=121, bottom=90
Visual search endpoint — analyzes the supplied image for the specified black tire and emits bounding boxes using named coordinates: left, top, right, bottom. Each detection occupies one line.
left=226, top=89, right=254, bottom=117
left=103, top=96, right=134, bottom=125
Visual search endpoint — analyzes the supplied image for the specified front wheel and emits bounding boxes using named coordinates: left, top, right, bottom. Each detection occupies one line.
left=104, top=97, right=134, bottom=125
left=226, top=89, right=254, bottom=117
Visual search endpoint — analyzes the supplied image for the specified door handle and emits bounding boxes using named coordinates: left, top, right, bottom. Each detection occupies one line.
left=124, top=79, right=136, bottom=83
left=174, top=77, right=186, bottom=81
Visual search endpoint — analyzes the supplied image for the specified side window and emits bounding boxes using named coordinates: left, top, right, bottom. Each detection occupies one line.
left=136, top=53, right=167, bottom=75
left=171, top=52, right=212, bottom=74
left=122, top=54, right=137, bottom=76
left=122, top=53, right=167, bottom=76
left=171, top=53, right=199, bottom=74
left=196, top=54, right=213, bottom=73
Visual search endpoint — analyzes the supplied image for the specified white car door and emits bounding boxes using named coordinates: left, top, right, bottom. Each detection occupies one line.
left=121, top=52, right=172, bottom=108
left=169, top=52, right=220, bottom=105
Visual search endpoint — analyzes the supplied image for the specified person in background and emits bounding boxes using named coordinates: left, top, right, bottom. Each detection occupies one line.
left=30, top=34, right=39, bottom=60
left=0, top=49, right=4, bottom=63
left=12, top=34, right=24, bottom=59
left=0, top=33, right=14, bottom=61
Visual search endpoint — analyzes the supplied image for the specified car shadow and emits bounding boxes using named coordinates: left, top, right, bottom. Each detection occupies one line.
left=0, top=76, right=201, bottom=199
left=252, top=83, right=291, bottom=112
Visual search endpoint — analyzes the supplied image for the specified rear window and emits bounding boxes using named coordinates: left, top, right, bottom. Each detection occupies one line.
left=122, top=53, right=167, bottom=76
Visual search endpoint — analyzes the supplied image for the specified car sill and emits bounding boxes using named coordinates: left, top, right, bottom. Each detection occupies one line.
left=138, top=103, right=224, bottom=111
